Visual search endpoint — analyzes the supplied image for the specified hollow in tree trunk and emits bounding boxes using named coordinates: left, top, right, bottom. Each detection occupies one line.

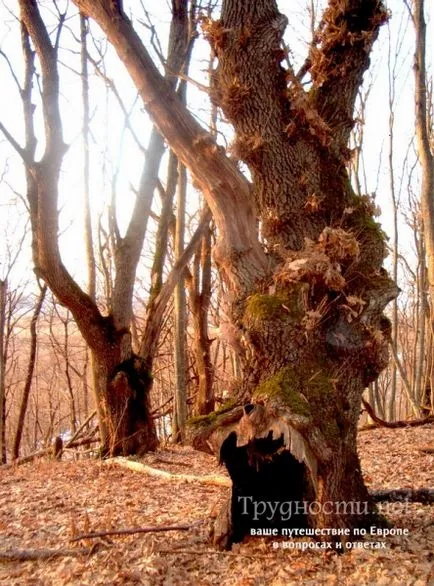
left=92, top=344, right=158, bottom=457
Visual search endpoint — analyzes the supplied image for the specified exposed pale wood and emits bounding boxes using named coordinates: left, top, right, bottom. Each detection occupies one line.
left=105, top=457, right=231, bottom=487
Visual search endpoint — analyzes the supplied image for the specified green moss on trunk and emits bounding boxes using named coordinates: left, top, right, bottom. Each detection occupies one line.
left=244, top=287, right=305, bottom=324
left=186, top=399, right=238, bottom=428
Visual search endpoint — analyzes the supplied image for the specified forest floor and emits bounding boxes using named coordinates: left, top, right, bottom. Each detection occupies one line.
left=0, top=424, right=433, bottom=586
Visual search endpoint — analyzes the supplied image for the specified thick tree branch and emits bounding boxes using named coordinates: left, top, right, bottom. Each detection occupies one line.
left=309, top=0, right=388, bottom=147
left=111, top=1, right=191, bottom=330
left=0, top=122, right=29, bottom=164
left=70, top=522, right=200, bottom=542
left=105, top=457, right=231, bottom=487
left=71, top=0, right=268, bottom=295
left=18, top=1, right=110, bottom=354
left=140, top=207, right=212, bottom=364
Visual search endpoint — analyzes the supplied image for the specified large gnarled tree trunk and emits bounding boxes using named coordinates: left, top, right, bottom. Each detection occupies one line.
left=72, top=0, right=396, bottom=541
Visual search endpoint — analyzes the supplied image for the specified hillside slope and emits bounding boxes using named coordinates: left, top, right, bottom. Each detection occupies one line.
left=0, top=425, right=433, bottom=585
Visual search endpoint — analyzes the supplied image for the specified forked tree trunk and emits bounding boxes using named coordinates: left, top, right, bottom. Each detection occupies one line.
left=71, top=0, right=396, bottom=543
left=15, top=0, right=196, bottom=457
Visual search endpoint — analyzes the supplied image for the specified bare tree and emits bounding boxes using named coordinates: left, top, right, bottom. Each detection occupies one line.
left=172, top=161, right=188, bottom=441
left=413, top=0, right=434, bottom=415
left=12, top=283, right=47, bottom=460
left=187, top=218, right=214, bottom=415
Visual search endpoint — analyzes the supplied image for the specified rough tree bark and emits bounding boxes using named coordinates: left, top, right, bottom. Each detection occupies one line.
left=72, top=0, right=397, bottom=542
left=173, top=160, right=188, bottom=441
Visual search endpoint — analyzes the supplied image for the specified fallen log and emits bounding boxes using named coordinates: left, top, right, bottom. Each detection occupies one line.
left=105, top=457, right=231, bottom=487
left=361, top=400, right=434, bottom=430
left=1, top=412, right=99, bottom=470
left=0, top=448, right=50, bottom=470
left=65, top=436, right=100, bottom=449
left=0, top=547, right=98, bottom=562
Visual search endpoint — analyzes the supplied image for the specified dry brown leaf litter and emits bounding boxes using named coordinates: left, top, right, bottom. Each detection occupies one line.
left=0, top=427, right=433, bottom=586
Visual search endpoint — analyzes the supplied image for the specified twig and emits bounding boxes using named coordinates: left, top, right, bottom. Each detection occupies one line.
left=70, top=521, right=202, bottom=543
left=65, top=411, right=97, bottom=447
left=418, top=446, right=434, bottom=454
left=151, top=395, right=173, bottom=417
left=158, top=549, right=272, bottom=559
